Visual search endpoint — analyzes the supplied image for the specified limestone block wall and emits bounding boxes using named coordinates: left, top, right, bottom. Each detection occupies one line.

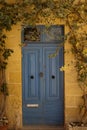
left=5, top=23, right=83, bottom=128
left=6, top=23, right=22, bottom=128
left=64, top=42, right=83, bottom=123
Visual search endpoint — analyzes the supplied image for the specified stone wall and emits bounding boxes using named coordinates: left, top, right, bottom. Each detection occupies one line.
left=6, top=23, right=22, bottom=128
left=65, top=42, right=83, bottom=123
left=5, top=22, right=83, bottom=128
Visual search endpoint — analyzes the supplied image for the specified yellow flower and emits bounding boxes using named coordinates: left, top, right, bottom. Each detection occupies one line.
left=60, top=66, right=65, bottom=71
left=83, top=49, right=87, bottom=55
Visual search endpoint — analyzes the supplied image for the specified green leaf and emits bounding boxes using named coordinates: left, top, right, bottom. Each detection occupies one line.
left=0, top=83, right=9, bottom=96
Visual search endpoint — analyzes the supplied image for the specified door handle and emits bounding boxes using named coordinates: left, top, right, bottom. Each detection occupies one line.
left=52, top=75, right=55, bottom=79
left=30, top=75, right=34, bottom=79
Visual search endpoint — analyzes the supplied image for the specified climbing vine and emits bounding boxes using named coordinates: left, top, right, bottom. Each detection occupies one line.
left=0, top=0, right=87, bottom=124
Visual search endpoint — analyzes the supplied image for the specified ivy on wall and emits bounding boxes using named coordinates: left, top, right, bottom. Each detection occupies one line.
left=0, top=0, right=87, bottom=122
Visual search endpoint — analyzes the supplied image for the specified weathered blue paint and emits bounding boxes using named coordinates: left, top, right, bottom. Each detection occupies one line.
left=22, top=25, right=64, bottom=125
left=22, top=44, right=64, bottom=125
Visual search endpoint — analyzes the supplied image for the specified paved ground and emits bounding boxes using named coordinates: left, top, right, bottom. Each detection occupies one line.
left=19, top=125, right=66, bottom=130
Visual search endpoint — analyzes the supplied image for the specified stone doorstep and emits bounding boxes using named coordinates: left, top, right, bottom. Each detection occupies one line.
left=18, top=125, right=66, bottom=130
left=67, top=126, right=87, bottom=130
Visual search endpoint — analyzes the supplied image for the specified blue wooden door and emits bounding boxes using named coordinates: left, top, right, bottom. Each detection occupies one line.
left=43, top=46, right=64, bottom=124
left=22, top=44, right=64, bottom=125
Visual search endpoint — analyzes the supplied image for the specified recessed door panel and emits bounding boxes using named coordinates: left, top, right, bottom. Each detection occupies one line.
left=23, top=48, right=42, bottom=101
left=43, top=47, right=60, bottom=100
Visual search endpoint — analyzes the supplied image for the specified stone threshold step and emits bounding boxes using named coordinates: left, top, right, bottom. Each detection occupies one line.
left=19, top=126, right=65, bottom=130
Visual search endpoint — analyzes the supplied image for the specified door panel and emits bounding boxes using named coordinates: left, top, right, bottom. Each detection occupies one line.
left=22, top=47, right=44, bottom=125
left=43, top=47, right=64, bottom=124
left=43, top=47, right=60, bottom=100
left=23, top=48, right=42, bottom=102
left=22, top=45, right=64, bottom=125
